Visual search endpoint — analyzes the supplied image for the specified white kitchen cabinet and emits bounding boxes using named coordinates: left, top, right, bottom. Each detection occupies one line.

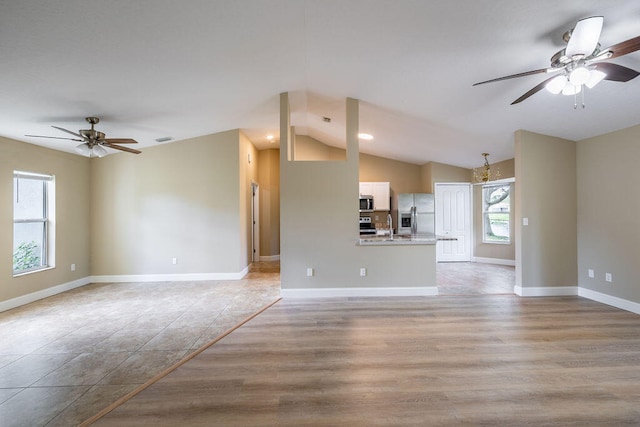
left=360, top=182, right=390, bottom=211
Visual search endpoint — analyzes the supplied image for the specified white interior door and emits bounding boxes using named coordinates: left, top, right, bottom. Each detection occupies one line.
left=435, top=183, right=471, bottom=262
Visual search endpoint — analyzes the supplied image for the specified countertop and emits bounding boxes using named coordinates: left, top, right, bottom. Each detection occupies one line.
left=357, top=234, right=456, bottom=246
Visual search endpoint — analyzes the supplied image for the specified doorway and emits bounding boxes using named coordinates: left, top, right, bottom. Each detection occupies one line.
left=251, top=182, right=260, bottom=262
left=434, top=182, right=515, bottom=295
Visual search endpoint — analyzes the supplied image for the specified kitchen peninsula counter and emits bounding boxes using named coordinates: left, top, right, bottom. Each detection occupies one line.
left=357, top=234, right=456, bottom=246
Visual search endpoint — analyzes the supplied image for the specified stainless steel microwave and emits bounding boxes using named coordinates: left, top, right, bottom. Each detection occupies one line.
left=359, top=195, right=374, bottom=212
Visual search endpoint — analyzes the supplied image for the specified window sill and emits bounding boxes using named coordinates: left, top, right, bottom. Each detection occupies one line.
left=13, top=266, right=55, bottom=278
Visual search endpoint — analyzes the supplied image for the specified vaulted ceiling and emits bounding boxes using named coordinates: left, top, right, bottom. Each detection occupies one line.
left=2, top=0, right=639, bottom=168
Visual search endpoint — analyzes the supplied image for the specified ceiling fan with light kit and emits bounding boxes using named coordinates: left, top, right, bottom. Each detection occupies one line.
left=474, top=16, right=640, bottom=107
left=25, top=117, right=141, bottom=157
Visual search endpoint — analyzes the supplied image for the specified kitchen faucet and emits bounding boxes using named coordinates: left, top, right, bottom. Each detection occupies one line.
left=387, top=213, right=393, bottom=240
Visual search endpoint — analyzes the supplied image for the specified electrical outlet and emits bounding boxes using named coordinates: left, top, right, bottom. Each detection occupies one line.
left=70, top=263, right=76, bottom=271
left=306, top=268, right=314, bottom=277
left=172, top=257, right=178, bottom=265
left=360, top=268, right=367, bottom=277
left=588, top=269, right=594, bottom=278
left=605, top=273, right=612, bottom=283
left=523, top=218, right=529, bottom=226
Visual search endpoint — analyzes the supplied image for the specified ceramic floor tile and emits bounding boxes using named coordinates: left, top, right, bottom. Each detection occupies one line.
left=92, top=328, right=163, bottom=352
left=0, top=388, right=23, bottom=405
left=99, top=350, right=189, bottom=385
left=139, top=327, right=206, bottom=352
left=46, top=384, right=139, bottom=427
left=0, top=353, right=78, bottom=388
left=0, top=354, right=22, bottom=370
left=29, top=331, right=114, bottom=355
left=0, top=331, right=73, bottom=356
left=0, top=385, right=89, bottom=427
left=34, top=352, right=131, bottom=386
left=0, top=261, right=286, bottom=426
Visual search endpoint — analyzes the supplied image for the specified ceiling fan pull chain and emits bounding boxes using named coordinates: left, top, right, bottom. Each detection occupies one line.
left=581, top=85, right=586, bottom=108
left=573, top=90, right=578, bottom=109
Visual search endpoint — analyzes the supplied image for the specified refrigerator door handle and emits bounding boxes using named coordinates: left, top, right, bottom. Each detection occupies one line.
left=412, top=206, right=417, bottom=235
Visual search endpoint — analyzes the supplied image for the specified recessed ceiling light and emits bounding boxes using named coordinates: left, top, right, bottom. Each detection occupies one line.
left=155, top=136, right=173, bottom=143
left=266, top=134, right=274, bottom=140
left=358, top=133, right=373, bottom=140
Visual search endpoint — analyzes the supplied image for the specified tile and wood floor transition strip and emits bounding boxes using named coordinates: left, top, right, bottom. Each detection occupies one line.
left=79, top=297, right=282, bottom=426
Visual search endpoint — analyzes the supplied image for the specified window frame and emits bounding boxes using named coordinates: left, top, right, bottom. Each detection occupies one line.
left=482, top=182, right=512, bottom=245
left=13, top=171, right=55, bottom=276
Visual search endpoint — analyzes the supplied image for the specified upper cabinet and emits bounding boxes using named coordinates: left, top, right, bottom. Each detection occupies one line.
left=359, top=181, right=390, bottom=211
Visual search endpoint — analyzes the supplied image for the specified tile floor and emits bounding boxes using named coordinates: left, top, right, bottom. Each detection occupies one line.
left=0, top=262, right=281, bottom=427
left=437, top=261, right=515, bottom=295
left=0, top=260, right=512, bottom=426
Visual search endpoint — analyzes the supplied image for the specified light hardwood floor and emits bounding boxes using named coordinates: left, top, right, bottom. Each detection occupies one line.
left=89, top=294, right=640, bottom=426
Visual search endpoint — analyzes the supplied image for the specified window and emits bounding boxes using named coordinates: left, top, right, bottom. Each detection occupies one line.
left=13, top=171, right=55, bottom=275
left=482, top=184, right=511, bottom=244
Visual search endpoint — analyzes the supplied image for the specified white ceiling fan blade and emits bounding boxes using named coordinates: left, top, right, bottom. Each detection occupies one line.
left=565, top=16, right=603, bottom=58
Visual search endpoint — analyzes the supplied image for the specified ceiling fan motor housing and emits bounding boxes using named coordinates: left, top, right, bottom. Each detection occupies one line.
left=79, top=129, right=105, bottom=144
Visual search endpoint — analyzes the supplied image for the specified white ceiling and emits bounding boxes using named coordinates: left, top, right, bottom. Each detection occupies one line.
left=2, top=0, right=640, bottom=168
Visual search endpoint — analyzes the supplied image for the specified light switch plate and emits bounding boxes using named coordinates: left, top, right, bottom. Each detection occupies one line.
left=588, top=269, right=594, bottom=278
left=523, top=218, right=529, bottom=226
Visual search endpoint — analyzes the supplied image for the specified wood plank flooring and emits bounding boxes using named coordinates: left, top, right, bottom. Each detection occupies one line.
left=90, top=295, right=640, bottom=426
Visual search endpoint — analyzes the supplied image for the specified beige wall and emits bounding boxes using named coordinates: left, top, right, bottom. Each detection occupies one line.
left=515, top=130, right=577, bottom=291
left=359, top=153, right=422, bottom=194
left=293, top=134, right=346, bottom=161
left=1, top=137, right=90, bottom=303
left=258, top=149, right=280, bottom=258
left=280, top=94, right=436, bottom=291
left=91, top=130, right=247, bottom=276
left=422, top=161, right=471, bottom=193
left=577, top=124, right=640, bottom=303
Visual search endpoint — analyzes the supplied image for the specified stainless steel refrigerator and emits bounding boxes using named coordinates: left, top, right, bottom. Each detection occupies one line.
left=397, top=193, right=435, bottom=235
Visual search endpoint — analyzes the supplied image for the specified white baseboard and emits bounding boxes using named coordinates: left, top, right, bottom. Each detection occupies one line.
left=91, top=266, right=250, bottom=283
left=514, top=285, right=578, bottom=297
left=281, top=286, right=438, bottom=298
left=0, top=276, right=92, bottom=313
left=472, top=257, right=515, bottom=266
left=579, top=287, right=640, bottom=315
left=259, top=255, right=280, bottom=262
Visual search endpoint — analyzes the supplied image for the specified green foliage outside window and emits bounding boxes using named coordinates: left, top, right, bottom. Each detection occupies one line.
left=13, top=241, right=41, bottom=272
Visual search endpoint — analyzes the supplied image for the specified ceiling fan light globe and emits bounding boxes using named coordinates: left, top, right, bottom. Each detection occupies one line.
left=75, top=143, right=91, bottom=156
left=585, top=70, right=607, bottom=88
left=546, top=75, right=568, bottom=94
left=569, top=66, right=591, bottom=85
left=93, top=145, right=108, bottom=157
left=562, top=83, right=581, bottom=96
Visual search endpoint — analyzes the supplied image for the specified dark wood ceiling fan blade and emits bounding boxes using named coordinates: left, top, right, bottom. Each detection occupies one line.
left=473, top=68, right=550, bottom=86
left=603, top=35, right=640, bottom=60
left=595, top=62, right=640, bottom=82
left=51, top=125, right=83, bottom=138
left=511, top=75, right=558, bottom=105
left=104, top=138, right=138, bottom=144
left=24, top=134, right=83, bottom=141
left=102, top=143, right=141, bottom=154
